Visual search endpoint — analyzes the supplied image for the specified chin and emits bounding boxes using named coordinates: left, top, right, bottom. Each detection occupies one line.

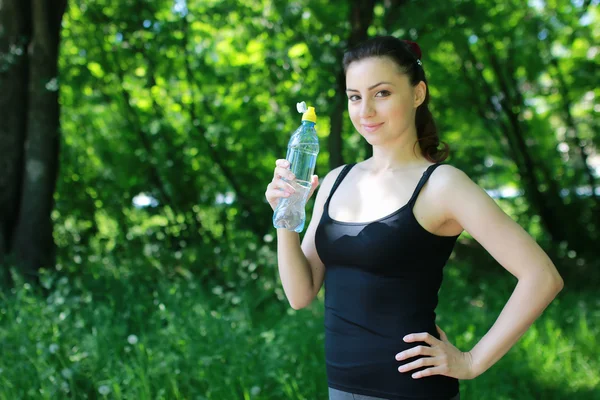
left=359, top=131, right=387, bottom=146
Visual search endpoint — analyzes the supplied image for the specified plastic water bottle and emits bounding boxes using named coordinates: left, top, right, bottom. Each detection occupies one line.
left=273, top=102, right=320, bottom=232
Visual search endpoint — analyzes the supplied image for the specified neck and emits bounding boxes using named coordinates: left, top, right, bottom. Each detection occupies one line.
left=364, top=130, right=429, bottom=173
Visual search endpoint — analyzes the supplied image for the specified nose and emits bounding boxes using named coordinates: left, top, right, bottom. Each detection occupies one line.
left=359, top=99, right=375, bottom=118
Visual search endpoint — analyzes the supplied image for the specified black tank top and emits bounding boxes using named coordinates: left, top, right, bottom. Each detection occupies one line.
left=315, top=163, right=460, bottom=400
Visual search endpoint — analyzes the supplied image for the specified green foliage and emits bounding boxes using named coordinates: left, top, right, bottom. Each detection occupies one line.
left=2, top=0, right=599, bottom=398
left=1, top=255, right=598, bottom=399
left=380, top=0, right=600, bottom=255
left=56, top=0, right=355, bottom=252
left=52, top=0, right=600, bottom=276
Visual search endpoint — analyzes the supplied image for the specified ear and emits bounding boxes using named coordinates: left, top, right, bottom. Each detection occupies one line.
left=414, top=81, right=427, bottom=108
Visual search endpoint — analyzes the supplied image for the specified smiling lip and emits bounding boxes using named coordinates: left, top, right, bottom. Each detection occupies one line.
left=362, top=122, right=384, bottom=133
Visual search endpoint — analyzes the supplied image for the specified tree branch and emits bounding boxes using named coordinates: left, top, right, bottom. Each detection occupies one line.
left=180, top=15, right=264, bottom=237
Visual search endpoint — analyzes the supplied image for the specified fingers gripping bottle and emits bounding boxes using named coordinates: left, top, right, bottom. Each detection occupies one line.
left=273, top=102, right=320, bottom=232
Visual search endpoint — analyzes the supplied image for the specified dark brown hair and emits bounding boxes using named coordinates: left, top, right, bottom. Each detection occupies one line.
left=342, top=36, right=449, bottom=163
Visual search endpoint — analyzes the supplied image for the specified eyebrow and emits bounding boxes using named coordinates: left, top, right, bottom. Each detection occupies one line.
left=346, top=81, right=394, bottom=92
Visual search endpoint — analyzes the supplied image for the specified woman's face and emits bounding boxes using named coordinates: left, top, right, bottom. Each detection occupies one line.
left=345, top=56, right=425, bottom=146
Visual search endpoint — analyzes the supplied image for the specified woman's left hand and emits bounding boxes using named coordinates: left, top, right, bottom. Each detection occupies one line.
left=395, top=325, right=476, bottom=380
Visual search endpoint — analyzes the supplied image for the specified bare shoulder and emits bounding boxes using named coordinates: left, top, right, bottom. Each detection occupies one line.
left=429, top=164, right=473, bottom=190
left=426, top=164, right=492, bottom=224
left=325, top=164, right=348, bottom=181
left=316, top=164, right=348, bottom=196
left=427, top=164, right=563, bottom=286
left=427, top=164, right=480, bottom=202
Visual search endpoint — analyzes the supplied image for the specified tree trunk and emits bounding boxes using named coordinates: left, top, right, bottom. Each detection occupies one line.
left=0, top=0, right=31, bottom=265
left=0, top=0, right=67, bottom=278
left=479, top=40, right=571, bottom=244
left=328, top=0, right=377, bottom=170
left=328, top=70, right=346, bottom=169
left=549, top=57, right=599, bottom=207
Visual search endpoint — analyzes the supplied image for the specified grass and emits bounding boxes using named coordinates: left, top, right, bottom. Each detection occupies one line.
left=0, top=245, right=598, bottom=399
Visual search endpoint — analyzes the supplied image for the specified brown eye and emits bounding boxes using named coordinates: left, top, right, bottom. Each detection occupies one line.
left=348, top=95, right=361, bottom=101
left=375, top=90, right=391, bottom=97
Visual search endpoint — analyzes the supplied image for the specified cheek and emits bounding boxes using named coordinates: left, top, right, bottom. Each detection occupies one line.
left=387, top=100, right=413, bottom=125
left=348, top=104, right=361, bottom=124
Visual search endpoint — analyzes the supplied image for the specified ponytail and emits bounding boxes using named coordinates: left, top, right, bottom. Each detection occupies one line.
left=414, top=96, right=449, bottom=163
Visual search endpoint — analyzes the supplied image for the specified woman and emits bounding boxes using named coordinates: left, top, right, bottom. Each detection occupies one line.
left=264, top=36, right=563, bottom=400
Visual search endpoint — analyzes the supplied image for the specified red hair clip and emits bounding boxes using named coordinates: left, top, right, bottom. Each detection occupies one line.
left=402, top=40, right=422, bottom=61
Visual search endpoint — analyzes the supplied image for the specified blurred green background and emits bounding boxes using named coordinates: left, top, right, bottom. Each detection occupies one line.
left=1, top=0, right=599, bottom=399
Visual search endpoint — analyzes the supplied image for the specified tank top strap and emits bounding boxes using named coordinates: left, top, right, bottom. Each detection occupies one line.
left=407, top=163, right=445, bottom=209
left=325, top=163, right=356, bottom=205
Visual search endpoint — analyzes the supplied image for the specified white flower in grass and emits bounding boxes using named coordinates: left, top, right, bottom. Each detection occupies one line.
left=61, top=368, right=73, bottom=379
left=49, top=344, right=59, bottom=354
left=127, top=334, right=139, bottom=345
left=251, top=386, right=261, bottom=396
left=98, top=385, right=111, bottom=395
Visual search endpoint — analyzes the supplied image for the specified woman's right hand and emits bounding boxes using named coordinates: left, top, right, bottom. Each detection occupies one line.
left=265, top=159, right=319, bottom=212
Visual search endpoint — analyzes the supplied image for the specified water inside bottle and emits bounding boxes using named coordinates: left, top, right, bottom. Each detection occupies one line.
left=273, top=179, right=311, bottom=232
left=286, top=147, right=318, bottom=183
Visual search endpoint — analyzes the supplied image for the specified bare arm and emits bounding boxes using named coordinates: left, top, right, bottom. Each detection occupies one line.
left=439, top=166, right=564, bottom=377
left=267, top=160, right=344, bottom=309
left=398, top=166, right=564, bottom=380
